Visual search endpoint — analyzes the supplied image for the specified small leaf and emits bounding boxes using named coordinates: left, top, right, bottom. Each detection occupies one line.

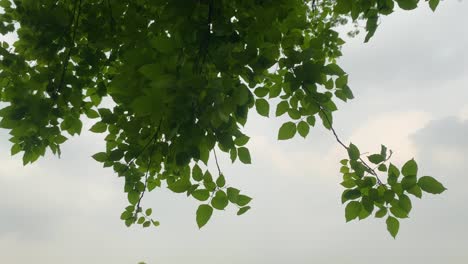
left=402, top=159, right=418, bottom=177
left=192, top=189, right=210, bottom=201
left=92, top=152, right=107, bottom=162
left=297, top=121, right=310, bottom=138
left=386, top=216, right=400, bottom=238
left=238, top=147, right=251, bottom=164
left=345, top=201, right=361, bottom=222
left=407, top=185, right=422, bottom=198
left=128, top=191, right=140, bottom=205
left=145, top=208, right=152, bottom=216
left=89, top=122, right=107, bottom=133
left=276, top=101, right=289, bottom=116
left=255, top=98, right=269, bottom=117
left=375, top=207, right=388, bottom=218
left=227, top=187, right=240, bottom=203
left=399, top=194, right=412, bottom=213
left=278, top=122, right=296, bottom=140
left=429, top=0, right=440, bottom=11
left=196, top=204, right=213, bottom=228
left=347, top=143, right=360, bottom=160
left=237, top=206, right=251, bottom=215
left=402, top=175, right=417, bottom=190
left=216, top=174, right=226, bottom=187
left=236, top=194, right=252, bottom=206
left=418, top=176, right=446, bottom=194
left=367, top=154, right=384, bottom=164
left=211, top=190, right=229, bottom=210
left=234, top=135, right=250, bottom=146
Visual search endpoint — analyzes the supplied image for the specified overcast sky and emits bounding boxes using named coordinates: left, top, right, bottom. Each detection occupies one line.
left=1, top=1, right=468, bottom=263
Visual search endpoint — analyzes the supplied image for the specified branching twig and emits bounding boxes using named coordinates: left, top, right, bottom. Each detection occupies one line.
left=317, top=105, right=384, bottom=185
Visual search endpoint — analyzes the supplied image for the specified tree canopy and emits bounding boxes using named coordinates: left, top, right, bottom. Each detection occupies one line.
left=0, top=0, right=445, bottom=238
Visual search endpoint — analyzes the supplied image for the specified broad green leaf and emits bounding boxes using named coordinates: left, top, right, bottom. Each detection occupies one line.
left=192, top=189, right=210, bottom=201
left=386, top=216, right=399, bottom=238
left=399, top=194, right=412, bottom=213
left=236, top=194, right=252, bottom=206
left=367, top=154, right=384, bottom=164
left=216, top=174, right=226, bottom=187
left=347, top=143, right=360, bottom=160
left=297, top=121, right=310, bottom=138
left=128, top=191, right=140, bottom=205
left=418, top=176, right=446, bottom=194
left=402, top=159, right=418, bottom=177
left=196, top=204, right=213, bottom=228
left=276, top=101, right=289, bottom=117
left=345, top=201, right=361, bottom=222
left=238, top=147, right=251, bottom=164
left=227, top=187, right=240, bottom=203
left=92, top=152, right=107, bottom=162
left=401, top=175, right=417, bottom=190
left=278, top=122, right=296, bottom=140
left=211, top=190, right=229, bottom=210
left=375, top=207, right=388, bottom=218
left=407, top=185, right=422, bottom=198
left=89, top=122, right=107, bottom=133
left=255, top=98, right=270, bottom=117
left=145, top=208, right=152, bottom=216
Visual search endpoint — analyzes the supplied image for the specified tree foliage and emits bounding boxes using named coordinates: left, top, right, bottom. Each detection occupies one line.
left=0, top=0, right=445, bottom=237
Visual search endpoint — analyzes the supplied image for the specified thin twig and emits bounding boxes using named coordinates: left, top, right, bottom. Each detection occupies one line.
left=213, top=148, right=222, bottom=176
left=317, top=106, right=384, bottom=185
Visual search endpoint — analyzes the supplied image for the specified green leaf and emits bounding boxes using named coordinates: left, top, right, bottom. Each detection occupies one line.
left=192, top=165, right=203, bottom=181
left=211, top=190, right=229, bottom=210
left=297, top=121, right=310, bottom=138
left=128, top=191, right=140, bottom=205
left=278, top=122, right=296, bottom=140
left=390, top=204, right=408, bottom=218
left=196, top=204, right=213, bottom=228
left=216, top=175, right=226, bottom=188
left=145, top=208, right=152, bottom=216
left=234, top=135, right=250, bottom=146
left=276, top=101, right=289, bottom=117
left=407, top=185, right=422, bottom=198
left=386, top=216, right=399, bottom=238
left=418, top=176, right=446, bottom=194
left=388, top=163, right=400, bottom=178
left=255, top=98, right=270, bottom=117
left=347, top=143, right=360, bottom=160
left=402, top=159, right=418, bottom=177
left=89, top=122, right=107, bottom=133
left=341, top=189, right=361, bottom=203
left=367, top=154, right=384, bottom=164
left=396, top=0, right=419, bottom=10
left=227, top=187, right=240, bottom=203
left=429, top=0, right=440, bottom=11
left=237, top=206, right=251, bottom=215
left=399, top=194, right=412, bottom=213
left=401, top=175, right=417, bottom=190
left=375, top=207, right=388, bottom=218
left=192, top=189, right=210, bottom=201
left=345, top=201, right=361, bottom=222
left=92, top=152, right=107, bottom=162
left=238, top=147, right=251, bottom=164
left=236, top=194, right=252, bottom=206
